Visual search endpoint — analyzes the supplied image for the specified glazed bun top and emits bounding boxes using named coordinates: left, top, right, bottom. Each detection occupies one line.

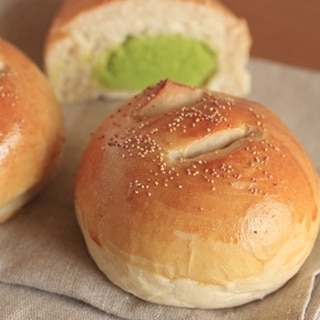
left=0, top=37, right=64, bottom=223
left=75, top=80, right=320, bottom=308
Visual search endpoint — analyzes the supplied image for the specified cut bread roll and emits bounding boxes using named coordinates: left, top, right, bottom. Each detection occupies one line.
left=45, top=0, right=251, bottom=102
left=0, top=38, right=65, bottom=223
left=74, top=80, right=320, bottom=309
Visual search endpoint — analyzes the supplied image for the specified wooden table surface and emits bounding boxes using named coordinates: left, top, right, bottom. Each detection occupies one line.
left=223, top=0, right=320, bottom=70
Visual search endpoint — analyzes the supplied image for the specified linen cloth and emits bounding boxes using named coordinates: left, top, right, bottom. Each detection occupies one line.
left=1, top=59, right=320, bottom=320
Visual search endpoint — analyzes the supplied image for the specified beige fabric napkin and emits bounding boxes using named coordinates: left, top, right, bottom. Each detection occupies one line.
left=1, top=59, right=320, bottom=320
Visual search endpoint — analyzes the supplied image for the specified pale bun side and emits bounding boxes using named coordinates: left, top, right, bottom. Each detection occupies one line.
left=45, top=0, right=251, bottom=102
left=74, top=80, right=320, bottom=308
left=0, top=38, right=65, bottom=223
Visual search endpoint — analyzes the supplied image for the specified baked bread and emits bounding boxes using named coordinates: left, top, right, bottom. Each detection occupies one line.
left=45, top=0, right=251, bottom=102
left=0, top=38, right=65, bottom=223
left=74, top=80, right=320, bottom=309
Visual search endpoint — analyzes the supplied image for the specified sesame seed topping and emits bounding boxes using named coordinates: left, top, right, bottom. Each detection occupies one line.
left=103, top=90, right=286, bottom=198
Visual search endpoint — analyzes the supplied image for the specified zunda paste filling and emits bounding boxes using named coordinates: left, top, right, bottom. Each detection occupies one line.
left=93, top=35, right=218, bottom=90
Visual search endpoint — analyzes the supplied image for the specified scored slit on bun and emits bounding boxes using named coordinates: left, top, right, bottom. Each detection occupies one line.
left=74, top=80, right=320, bottom=309
left=0, top=38, right=65, bottom=223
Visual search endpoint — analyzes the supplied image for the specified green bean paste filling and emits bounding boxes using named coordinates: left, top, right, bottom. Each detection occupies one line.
left=93, top=35, right=218, bottom=90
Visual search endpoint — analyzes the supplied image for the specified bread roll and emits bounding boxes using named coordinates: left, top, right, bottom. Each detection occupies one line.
left=0, top=38, right=65, bottom=223
left=74, top=80, right=320, bottom=309
left=45, top=0, right=251, bottom=102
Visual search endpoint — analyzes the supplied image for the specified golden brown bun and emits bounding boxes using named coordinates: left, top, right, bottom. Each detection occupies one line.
left=45, top=0, right=251, bottom=102
left=74, top=80, right=320, bottom=308
left=0, top=38, right=65, bottom=223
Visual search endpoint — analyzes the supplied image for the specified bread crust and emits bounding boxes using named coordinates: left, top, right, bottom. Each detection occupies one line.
left=0, top=38, right=65, bottom=223
left=46, top=0, right=237, bottom=46
left=75, top=80, right=320, bottom=308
